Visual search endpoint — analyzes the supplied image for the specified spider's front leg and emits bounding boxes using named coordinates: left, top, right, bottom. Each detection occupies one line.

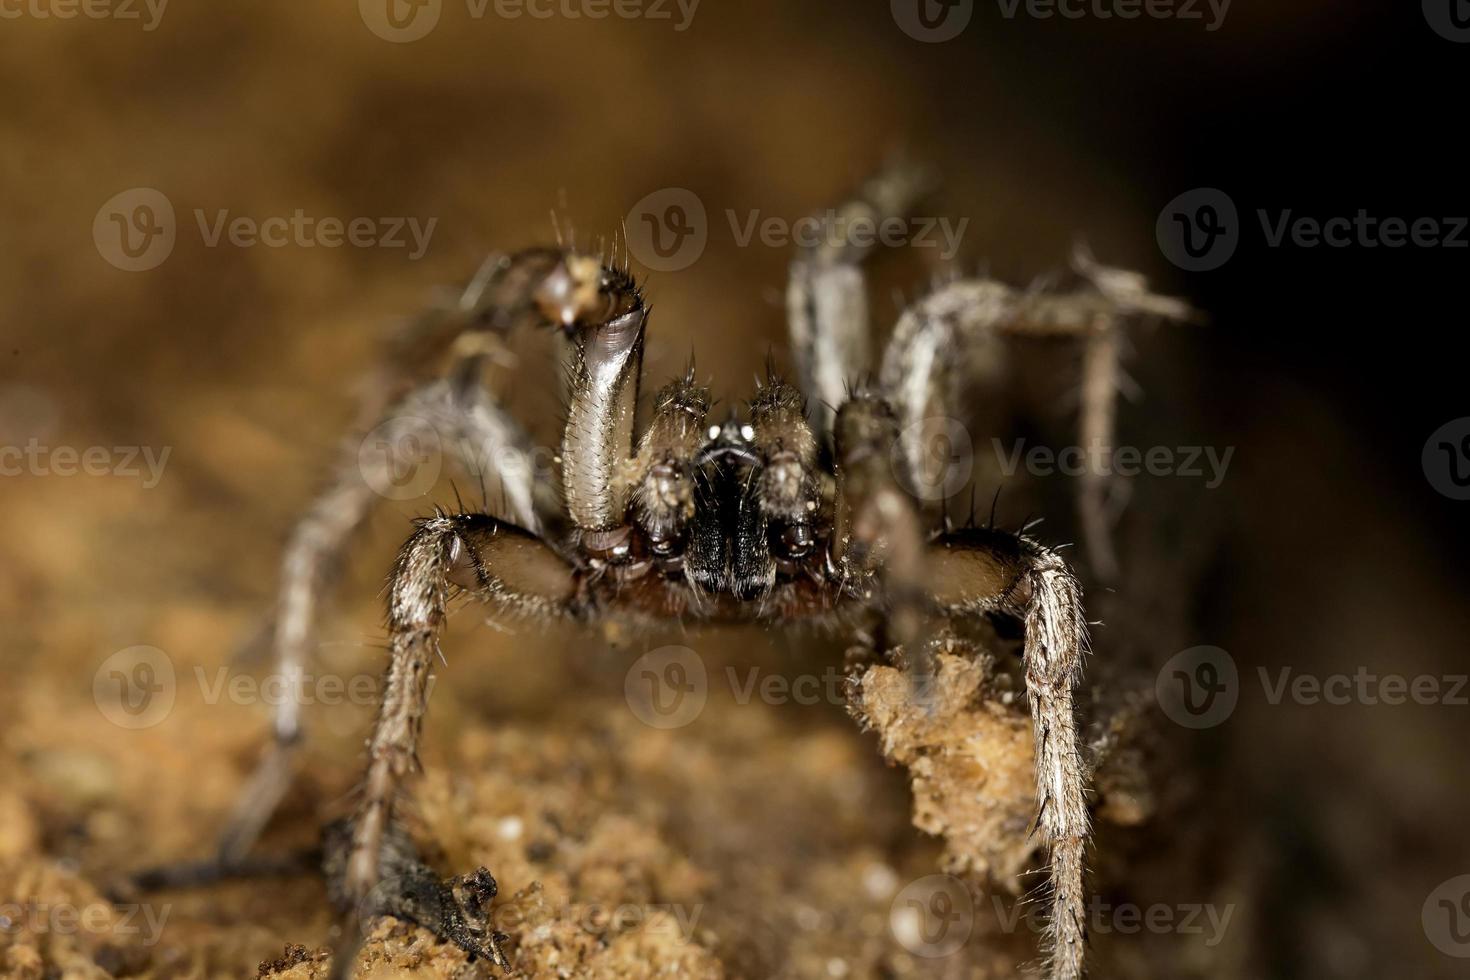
left=878, top=252, right=1192, bottom=580
left=333, top=512, right=579, bottom=977
left=335, top=252, right=653, bottom=977
left=787, top=162, right=931, bottom=442
left=834, top=424, right=1092, bottom=976
left=831, top=389, right=928, bottom=661
left=831, top=393, right=1090, bottom=980
left=220, top=250, right=590, bottom=864
left=925, top=528, right=1091, bottom=980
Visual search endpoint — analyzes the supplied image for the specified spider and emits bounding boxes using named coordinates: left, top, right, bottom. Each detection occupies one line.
left=177, top=165, right=1190, bottom=980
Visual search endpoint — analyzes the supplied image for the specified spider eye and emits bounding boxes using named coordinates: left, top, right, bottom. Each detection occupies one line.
left=739, top=424, right=755, bottom=441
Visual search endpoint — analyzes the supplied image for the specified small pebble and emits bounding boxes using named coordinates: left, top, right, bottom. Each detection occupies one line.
left=862, top=862, right=899, bottom=900
left=497, top=816, right=524, bottom=841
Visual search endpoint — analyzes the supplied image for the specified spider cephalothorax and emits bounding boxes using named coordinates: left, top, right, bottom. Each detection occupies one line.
left=180, top=165, right=1191, bottom=980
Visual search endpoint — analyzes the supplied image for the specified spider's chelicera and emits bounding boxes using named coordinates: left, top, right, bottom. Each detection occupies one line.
left=163, top=166, right=1191, bottom=980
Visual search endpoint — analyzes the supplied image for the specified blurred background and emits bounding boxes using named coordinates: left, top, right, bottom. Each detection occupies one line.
left=1, top=2, right=1467, bottom=978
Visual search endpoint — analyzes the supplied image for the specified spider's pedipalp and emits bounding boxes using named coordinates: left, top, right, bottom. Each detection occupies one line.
left=632, top=376, right=712, bottom=567
left=560, top=263, right=648, bottom=535
left=747, top=379, right=824, bottom=569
